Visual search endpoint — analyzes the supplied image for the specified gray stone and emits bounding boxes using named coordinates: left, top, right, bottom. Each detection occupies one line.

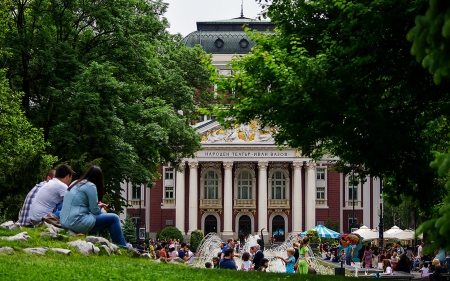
left=101, top=245, right=111, bottom=256
left=0, top=247, right=14, bottom=254
left=0, top=221, right=21, bottom=230
left=44, top=222, right=64, bottom=233
left=85, top=236, right=118, bottom=253
left=67, top=230, right=79, bottom=237
left=1, top=231, right=31, bottom=241
left=67, top=240, right=100, bottom=256
left=23, top=247, right=48, bottom=255
left=49, top=248, right=71, bottom=255
left=141, top=253, right=151, bottom=259
left=40, top=232, right=64, bottom=240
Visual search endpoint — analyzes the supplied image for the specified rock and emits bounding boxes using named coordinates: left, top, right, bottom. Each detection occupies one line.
left=67, top=230, right=79, bottom=237
left=85, top=236, right=118, bottom=253
left=1, top=232, right=31, bottom=241
left=67, top=240, right=100, bottom=256
left=23, top=247, right=48, bottom=255
left=141, top=253, right=151, bottom=259
left=0, top=221, right=21, bottom=230
left=0, top=247, right=14, bottom=254
left=44, top=222, right=64, bottom=233
left=101, top=245, right=111, bottom=256
left=40, top=232, right=63, bottom=240
left=49, top=248, right=71, bottom=255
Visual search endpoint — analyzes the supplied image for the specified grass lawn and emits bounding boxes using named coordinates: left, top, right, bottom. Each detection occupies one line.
left=0, top=227, right=355, bottom=280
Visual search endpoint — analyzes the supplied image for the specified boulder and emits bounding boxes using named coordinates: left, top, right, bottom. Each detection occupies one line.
left=49, top=248, right=71, bottom=255
left=0, top=221, right=21, bottom=230
left=44, top=222, right=64, bottom=233
left=23, top=247, right=48, bottom=255
left=1, top=232, right=31, bottom=241
left=85, top=236, right=118, bottom=253
left=40, top=232, right=64, bottom=240
left=0, top=247, right=14, bottom=254
left=101, top=245, right=111, bottom=256
left=67, top=240, right=100, bottom=256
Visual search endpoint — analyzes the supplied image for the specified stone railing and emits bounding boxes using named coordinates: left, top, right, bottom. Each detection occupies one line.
left=128, top=200, right=145, bottom=208
left=163, top=198, right=175, bottom=206
left=315, top=199, right=327, bottom=206
left=346, top=200, right=360, bottom=207
left=233, top=199, right=256, bottom=208
left=268, top=199, right=290, bottom=209
left=200, top=199, right=222, bottom=208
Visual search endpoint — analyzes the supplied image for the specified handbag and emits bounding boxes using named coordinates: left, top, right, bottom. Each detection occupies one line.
left=41, top=213, right=61, bottom=228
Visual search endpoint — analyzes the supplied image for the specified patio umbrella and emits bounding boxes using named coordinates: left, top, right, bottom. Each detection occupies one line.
left=300, top=224, right=340, bottom=238
left=388, top=229, right=423, bottom=240
left=351, top=225, right=379, bottom=241
left=384, top=225, right=403, bottom=239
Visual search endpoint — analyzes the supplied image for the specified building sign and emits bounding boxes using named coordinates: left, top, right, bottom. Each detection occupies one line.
left=197, top=149, right=300, bottom=159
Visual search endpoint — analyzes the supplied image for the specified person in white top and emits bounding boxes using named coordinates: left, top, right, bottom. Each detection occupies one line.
left=420, top=263, right=430, bottom=278
left=418, top=242, right=424, bottom=260
left=381, top=259, right=394, bottom=276
left=29, top=164, right=73, bottom=222
left=241, top=252, right=252, bottom=271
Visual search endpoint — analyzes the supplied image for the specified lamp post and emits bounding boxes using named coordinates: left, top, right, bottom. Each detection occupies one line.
left=378, top=178, right=384, bottom=249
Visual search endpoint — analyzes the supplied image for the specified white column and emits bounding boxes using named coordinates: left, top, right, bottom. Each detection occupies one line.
left=222, top=161, right=234, bottom=237
left=292, top=161, right=303, bottom=233
left=258, top=161, right=269, bottom=240
left=306, top=161, right=316, bottom=230
left=339, top=173, right=344, bottom=233
left=188, top=161, right=198, bottom=234
left=175, top=165, right=185, bottom=234
left=363, top=176, right=371, bottom=228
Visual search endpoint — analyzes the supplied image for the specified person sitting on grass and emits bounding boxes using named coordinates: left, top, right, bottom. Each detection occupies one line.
left=220, top=248, right=237, bottom=270
left=258, top=258, right=270, bottom=272
left=212, top=257, right=220, bottom=269
left=205, top=262, right=212, bottom=269
left=277, top=248, right=296, bottom=273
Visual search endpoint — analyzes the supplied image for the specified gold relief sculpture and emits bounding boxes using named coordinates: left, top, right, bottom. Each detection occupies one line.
left=202, top=135, right=207, bottom=142
left=294, top=149, right=302, bottom=158
left=249, top=133, right=255, bottom=141
left=238, top=131, right=246, bottom=141
left=201, top=121, right=276, bottom=143
left=251, top=210, right=257, bottom=215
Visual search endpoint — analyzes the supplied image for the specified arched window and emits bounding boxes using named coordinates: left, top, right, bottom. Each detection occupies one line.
left=237, top=171, right=252, bottom=199
left=204, top=171, right=219, bottom=199
left=271, top=171, right=286, bottom=199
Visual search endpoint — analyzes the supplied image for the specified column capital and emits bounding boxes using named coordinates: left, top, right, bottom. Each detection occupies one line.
left=188, top=161, right=199, bottom=169
left=258, top=161, right=268, bottom=171
left=223, top=161, right=233, bottom=170
left=307, top=161, right=316, bottom=170
left=292, top=160, right=303, bottom=170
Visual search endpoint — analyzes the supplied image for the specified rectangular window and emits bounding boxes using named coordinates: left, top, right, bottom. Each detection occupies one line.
left=132, top=186, right=141, bottom=199
left=348, top=214, right=358, bottom=226
left=165, top=220, right=173, bottom=226
left=348, top=186, right=358, bottom=200
left=165, top=169, right=174, bottom=180
left=316, top=168, right=326, bottom=180
left=165, top=186, right=174, bottom=199
left=316, top=187, right=325, bottom=199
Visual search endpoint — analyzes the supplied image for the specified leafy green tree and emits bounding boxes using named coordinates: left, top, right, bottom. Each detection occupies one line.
left=121, top=216, right=136, bottom=243
left=1, top=0, right=214, bottom=212
left=189, top=230, right=204, bottom=253
left=408, top=0, right=450, bottom=84
left=218, top=0, right=449, bottom=219
left=325, top=218, right=339, bottom=233
left=156, top=226, right=183, bottom=243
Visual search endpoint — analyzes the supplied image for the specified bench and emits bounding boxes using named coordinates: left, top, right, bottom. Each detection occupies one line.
left=358, top=273, right=415, bottom=280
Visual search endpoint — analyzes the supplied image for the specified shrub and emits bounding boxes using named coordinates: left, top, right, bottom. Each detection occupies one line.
left=306, top=229, right=321, bottom=244
left=156, top=226, right=183, bottom=242
left=189, top=230, right=204, bottom=252
left=121, top=215, right=136, bottom=243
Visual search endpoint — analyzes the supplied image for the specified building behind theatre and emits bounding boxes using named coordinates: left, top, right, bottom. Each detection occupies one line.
left=120, top=14, right=382, bottom=242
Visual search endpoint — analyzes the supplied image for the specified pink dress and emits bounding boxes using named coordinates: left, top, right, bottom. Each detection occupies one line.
left=364, top=250, right=372, bottom=268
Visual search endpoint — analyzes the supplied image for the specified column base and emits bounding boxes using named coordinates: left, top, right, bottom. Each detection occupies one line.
left=221, top=231, right=234, bottom=241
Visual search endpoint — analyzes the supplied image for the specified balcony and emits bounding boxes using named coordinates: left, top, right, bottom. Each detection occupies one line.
left=128, top=199, right=145, bottom=208
left=268, top=199, right=290, bottom=209
left=163, top=198, right=175, bottom=206
left=234, top=199, right=256, bottom=209
left=346, top=200, right=360, bottom=207
left=316, top=199, right=328, bottom=206
left=200, top=198, right=222, bottom=209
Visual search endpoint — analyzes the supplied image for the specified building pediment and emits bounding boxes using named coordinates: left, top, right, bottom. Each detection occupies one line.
left=196, top=120, right=277, bottom=144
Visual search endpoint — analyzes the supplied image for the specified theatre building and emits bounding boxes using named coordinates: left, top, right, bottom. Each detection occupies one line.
left=120, top=15, right=383, bottom=242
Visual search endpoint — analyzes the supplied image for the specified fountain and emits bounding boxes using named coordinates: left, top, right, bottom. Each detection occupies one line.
left=191, top=232, right=335, bottom=275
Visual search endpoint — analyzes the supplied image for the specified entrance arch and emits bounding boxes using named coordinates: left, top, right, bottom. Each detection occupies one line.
left=203, top=214, right=218, bottom=236
left=271, top=215, right=286, bottom=242
left=238, top=215, right=251, bottom=242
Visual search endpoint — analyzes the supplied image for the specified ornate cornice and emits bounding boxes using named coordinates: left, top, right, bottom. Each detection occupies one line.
left=188, top=161, right=199, bottom=169
left=234, top=162, right=256, bottom=170
left=200, top=162, right=222, bottom=170
left=269, top=162, right=290, bottom=171
left=223, top=161, right=234, bottom=170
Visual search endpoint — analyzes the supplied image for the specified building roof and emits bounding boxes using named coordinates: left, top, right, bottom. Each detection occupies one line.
left=184, top=16, right=274, bottom=54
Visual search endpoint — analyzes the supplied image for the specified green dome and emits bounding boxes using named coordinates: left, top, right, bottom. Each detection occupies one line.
left=184, top=30, right=253, bottom=54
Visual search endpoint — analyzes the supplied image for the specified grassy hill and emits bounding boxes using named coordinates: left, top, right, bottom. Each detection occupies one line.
left=0, top=226, right=352, bottom=280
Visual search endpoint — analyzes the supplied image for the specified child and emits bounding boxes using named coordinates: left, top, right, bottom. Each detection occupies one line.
left=212, top=257, right=220, bottom=269
left=205, top=262, right=212, bottom=269
left=277, top=248, right=296, bottom=273
left=420, top=263, right=430, bottom=278
left=258, top=258, right=269, bottom=272
left=241, top=252, right=252, bottom=271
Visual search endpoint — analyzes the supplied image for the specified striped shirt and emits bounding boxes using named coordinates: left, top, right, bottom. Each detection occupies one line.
left=17, top=181, right=46, bottom=226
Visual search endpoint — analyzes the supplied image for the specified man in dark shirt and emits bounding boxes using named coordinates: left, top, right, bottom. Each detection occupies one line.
left=178, top=242, right=191, bottom=262
left=251, top=244, right=264, bottom=270
left=220, top=248, right=236, bottom=270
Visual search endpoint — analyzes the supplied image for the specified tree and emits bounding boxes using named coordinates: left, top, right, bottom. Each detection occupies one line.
left=189, top=230, right=204, bottom=253
left=408, top=0, right=450, bottom=84
left=1, top=0, right=214, bottom=213
left=156, top=226, right=183, bottom=243
left=121, top=215, right=136, bottom=243
left=217, top=0, right=449, bottom=219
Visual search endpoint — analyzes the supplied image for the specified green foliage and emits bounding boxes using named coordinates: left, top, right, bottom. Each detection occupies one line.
left=306, top=230, right=321, bottom=244
left=0, top=0, right=215, bottom=213
left=408, top=0, right=450, bottom=84
left=156, top=226, right=183, bottom=243
left=325, top=218, right=340, bottom=233
left=416, top=151, right=450, bottom=252
left=189, top=230, right=204, bottom=253
left=218, top=0, right=449, bottom=220
left=121, top=215, right=136, bottom=243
